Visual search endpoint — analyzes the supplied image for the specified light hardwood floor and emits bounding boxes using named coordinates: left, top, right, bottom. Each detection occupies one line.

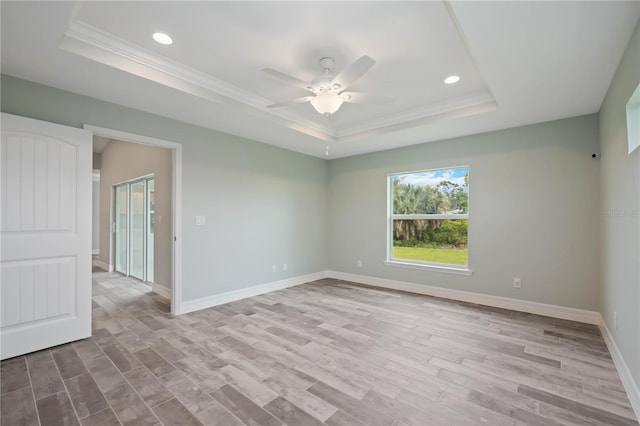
left=1, top=272, right=638, bottom=426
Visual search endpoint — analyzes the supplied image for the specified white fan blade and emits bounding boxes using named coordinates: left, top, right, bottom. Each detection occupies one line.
left=340, top=92, right=392, bottom=104
left=263, top=68, right=313, bottom=92
left=331, top=55, right=376, bottom=91
left=266, top=96, right=314, bottom=109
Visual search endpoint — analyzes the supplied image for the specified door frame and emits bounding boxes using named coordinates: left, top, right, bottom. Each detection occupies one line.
left=84, top=124, right=183, bottom=315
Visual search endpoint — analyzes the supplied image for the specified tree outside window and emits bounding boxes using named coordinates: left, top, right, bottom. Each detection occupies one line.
left=388, top=167, right=469, bottom=267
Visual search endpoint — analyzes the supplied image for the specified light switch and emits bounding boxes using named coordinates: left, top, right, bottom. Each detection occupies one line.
left=195, top=215, right=206, bottom=226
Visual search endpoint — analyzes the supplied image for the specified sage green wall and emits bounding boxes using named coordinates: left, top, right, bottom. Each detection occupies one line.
left=1, top=75, right=328, bottom=301
left=0, top=73, right=623, bottom=320
left=99, top=140, right=172, bottom=290
left=599, top=19, right=640, bottom=389
left=328, top=115, right=601, bottom=310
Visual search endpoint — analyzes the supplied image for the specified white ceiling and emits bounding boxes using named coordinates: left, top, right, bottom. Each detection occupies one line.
left=2, top=1, right=638, bottom=159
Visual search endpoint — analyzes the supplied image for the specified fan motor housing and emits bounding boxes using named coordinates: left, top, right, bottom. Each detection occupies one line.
left=310, top=57, right=340, bottom=94
left=311, top=75, right=335, bottom=93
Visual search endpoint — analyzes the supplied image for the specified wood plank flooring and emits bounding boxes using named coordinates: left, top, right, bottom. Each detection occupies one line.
left=1, top=272, right=637, bottom=426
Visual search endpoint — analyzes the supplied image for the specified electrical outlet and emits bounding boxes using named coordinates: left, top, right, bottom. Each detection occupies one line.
left=357, top=259, right=363, bottom=267
left=513, top=278, right=522, bottom=288
left=272, top=265, right=277, bottom=273
left=283, top=263, right=287, bottom=271
left=614, top=311, right=617, bottom=330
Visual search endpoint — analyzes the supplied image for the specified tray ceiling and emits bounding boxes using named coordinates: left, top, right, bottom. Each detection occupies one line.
left=2, top=1, right=638, bottom=158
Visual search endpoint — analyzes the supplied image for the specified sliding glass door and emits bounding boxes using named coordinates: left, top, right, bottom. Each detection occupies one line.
left=146, top=179, right=155, bottom=284
left=113, top=176, right=155, bottom=283
left=114, top=185, right=129, bottom=274
left=129, top=181, right=145, bottom=280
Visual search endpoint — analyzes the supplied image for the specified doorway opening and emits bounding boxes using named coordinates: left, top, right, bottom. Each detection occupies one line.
left=114, top=175, right=155, bottom=284
left=86, top=124, right=182, bottom=315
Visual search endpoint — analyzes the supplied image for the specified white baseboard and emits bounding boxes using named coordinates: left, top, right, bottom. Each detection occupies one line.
left=179, top=269, right=600, bottom=324
left=94, top=260, right=113, bottom=272
left=179, top=271, right=330, bottom=315
left=152, top=283, right=171, bottom=299
left=598, top=316, right=640, bottom=421
left=173, top=267, right=638, bottom=422
left=173, top=267, right=637, bottom=420
left=327, top=270, right=601, bottom=325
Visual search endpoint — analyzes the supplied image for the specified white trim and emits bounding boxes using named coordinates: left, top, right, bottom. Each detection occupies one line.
left=326, top=270, right=601, bottom=325
left=153, top=263, right=638, bottom=422
left=152, top=263, right=637, bottom=423
left=172, top=146, right=182, bottom=314
left=83, top=124, right=183, bottom=315
left=180, top=271, right=330, bottom=315
left=392, top=214, right=469, bottom=220
left=337, top=93, right=496, bottom=140
left=384, top=260, right=472, bottom=276
left=93, top=260, right=112, bottom=272
left=92, top=249, right=99, bottom=255
left=176, top=267, right=600, bottom=325
left=152, top=283, right=172, bottom=300
left=387, top=166, right=471, bottom=275
left=599, top=316, right=640, bottom=422
left=62, top=22, right=333, bottom=142
left=60, top=21, right=494, bottom=147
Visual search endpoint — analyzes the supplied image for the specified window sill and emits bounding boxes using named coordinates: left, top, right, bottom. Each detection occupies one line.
left=384, top=260, right=473, bottom=276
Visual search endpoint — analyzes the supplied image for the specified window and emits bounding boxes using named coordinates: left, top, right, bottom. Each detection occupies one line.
left=387, top=166, right=470, bottom=273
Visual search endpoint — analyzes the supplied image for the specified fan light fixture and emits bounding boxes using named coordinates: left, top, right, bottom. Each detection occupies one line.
left=310, top=93, right=344, bottom=116
left=264, top=55, right=380, bottom=117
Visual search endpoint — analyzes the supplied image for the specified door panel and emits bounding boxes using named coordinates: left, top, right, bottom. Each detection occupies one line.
left=146, top=179, right=155, bottom=284
left=130, top=180, right=145, bottom=280
left=1, top=113, right=92, bottom=360
left=115, top=185, right=129, bottom=274
left=1, top=258, right=75, bottom=327
left=2, top=135, right=77, bottom=233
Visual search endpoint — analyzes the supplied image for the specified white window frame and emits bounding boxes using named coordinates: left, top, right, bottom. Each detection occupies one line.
left=384, top=167, right=472, bottom=275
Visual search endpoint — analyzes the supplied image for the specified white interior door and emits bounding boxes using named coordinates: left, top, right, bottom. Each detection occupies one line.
left=1, top=113, right=92, bottom=360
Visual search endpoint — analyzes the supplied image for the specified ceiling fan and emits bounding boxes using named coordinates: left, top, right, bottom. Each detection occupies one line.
left=264, top=55, right=384, bottom=116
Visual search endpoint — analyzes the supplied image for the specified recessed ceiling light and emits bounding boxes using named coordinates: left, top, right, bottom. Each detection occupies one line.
left=444, top=75, right=460, bottom=84
left=152, top=32, right=173, bottom=45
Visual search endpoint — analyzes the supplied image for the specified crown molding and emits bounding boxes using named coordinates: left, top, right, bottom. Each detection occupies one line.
left=60, top=20, right=495, bottom=145
left=63, top=22, right=262, bottom=106
left=60, top=21, right=335, bottom=142
left=336, top=92, right=497, bottom=142
left=339, top=91, right=495, bottom=137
